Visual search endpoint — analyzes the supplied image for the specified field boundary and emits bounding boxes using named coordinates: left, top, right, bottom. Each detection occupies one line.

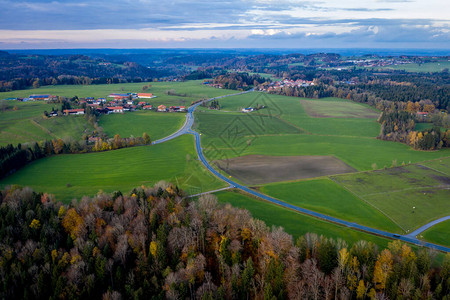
left=30, top=119, right=58, bottom=139
left=330, top=177, right=407, bottom=233
left=362, top=185, right=450, bottom=197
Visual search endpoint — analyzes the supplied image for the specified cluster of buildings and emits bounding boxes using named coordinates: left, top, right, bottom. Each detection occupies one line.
left=107, top=92, right=154, bottom=100
left=259, top=79, right=315, bottom=92
left=157, top=105, right=186, bottom=112
left=5, top=94, right=59, bottom=101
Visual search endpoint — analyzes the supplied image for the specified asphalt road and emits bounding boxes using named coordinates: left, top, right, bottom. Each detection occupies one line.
left=154, top=90, right=450, bottom=253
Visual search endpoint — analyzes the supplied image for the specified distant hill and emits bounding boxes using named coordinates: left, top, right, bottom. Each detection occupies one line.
left=0, top=53, right=165, bottom=91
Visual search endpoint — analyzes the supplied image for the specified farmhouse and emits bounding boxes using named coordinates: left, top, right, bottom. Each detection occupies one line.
left=143, top=105, right=153, bottom=110
left=137, top=93, right=153, bottom=99
left=158, top=105, right=167, bottom=112
left=169, top=106, right=186, bottom=112
left=63, top=109, right=85, bottom=115
left=108, top=93, right=130, bottom=100
left=107, top=106, right=124, bottom=113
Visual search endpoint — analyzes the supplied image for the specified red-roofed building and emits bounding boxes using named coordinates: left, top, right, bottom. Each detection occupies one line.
left=158, top=105, right=167, bottom=112
left=143, top=105, right=153, bottom=110
left=107, top=106, right=123, bottom=113
left=63, top=109, right=85, bottom=115
left=137, top=93, right=153, bottom=99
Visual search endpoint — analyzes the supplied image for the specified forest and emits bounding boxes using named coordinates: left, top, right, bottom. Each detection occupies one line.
left=0, top=52, right=162, bottom=92
left=0, top=185, right=449, bottom=299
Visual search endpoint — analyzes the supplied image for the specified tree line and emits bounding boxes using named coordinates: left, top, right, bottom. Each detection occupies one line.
left=0, top=185, right=449, bottom=299
left=213, top=73, right=267, bottom=90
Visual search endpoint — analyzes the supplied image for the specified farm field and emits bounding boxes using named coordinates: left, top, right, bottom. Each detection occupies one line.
left=214, top=155, right=355, bottom=185
left=331, top=159, right=450, bottom=232
left=213, top=189, right=392, bottom=247
left=379, top=61, right=450, bottom=73
left=421, top=220, right=450, bottom=247
left=98, top=110, right=185, bottom=140
left=0, top=135, right=226, bottom=202
left=0, top=100, right=94, bottom=146
left=203, top=93, right=381, bottom=137
left=300, top=99, right=380, bottom=118
left=197, top=92, right=450, bottom=171
left=200, top=126, right=450, bottom=171
left=259, top=178, right=401, bottom=232
left=0, top=80, right=236, bottom=106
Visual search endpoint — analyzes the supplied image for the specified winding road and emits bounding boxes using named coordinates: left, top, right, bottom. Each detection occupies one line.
left=154, top=90, right=450, bottom=253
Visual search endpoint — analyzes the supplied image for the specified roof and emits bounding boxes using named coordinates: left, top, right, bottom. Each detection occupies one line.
left=29, top=94, right=50, bottom=98
left=63, top=109, right=84, bottom=113
left=107, top=106, right=123, bottom=110
left=158, top=105, right=166, bottom=108
left=137, top=93, right=153, bottom=96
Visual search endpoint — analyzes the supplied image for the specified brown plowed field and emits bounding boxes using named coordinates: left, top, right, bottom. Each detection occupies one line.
left=214, top=155, right=356, bottom=185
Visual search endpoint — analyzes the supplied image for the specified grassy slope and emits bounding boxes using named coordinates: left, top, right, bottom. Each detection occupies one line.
left=98, top=110, right=185, bottom=140
left=0, top=135, right=226, bottom=202
left=0, top=101, right=94, bottom=146
left=0, top=80, right=236, bottom=106
left=213, top=189, right=392, bottom=247
left=260, top=178, right=401, bottom=232
left=421, top=220, right=450, bottom=247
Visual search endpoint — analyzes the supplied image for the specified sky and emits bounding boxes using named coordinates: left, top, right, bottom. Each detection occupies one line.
left=0, top=0, right=448, bottom=49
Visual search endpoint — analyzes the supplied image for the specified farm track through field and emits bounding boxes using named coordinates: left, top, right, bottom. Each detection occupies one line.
left=153, top=90, right=450, bottom=253
left=30, top=119, right=58, bottom=139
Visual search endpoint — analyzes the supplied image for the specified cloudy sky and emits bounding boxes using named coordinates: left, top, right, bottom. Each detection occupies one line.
left=0, top=0, right=448, bottom=49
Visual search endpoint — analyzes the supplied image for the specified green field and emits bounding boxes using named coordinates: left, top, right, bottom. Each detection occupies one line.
left=331, top=160, right=450, bottom=232
left=213, top=190, right=392, bottom=247
left=0, top=135, right=226, bottom=202
left=379, top=61, right=450, bottom=73
left=260, top=178, right=401, bottom=232
left=421, top=220, right=450, bottom=247
left=98, top=110, right=185, bottom=140
left=0, top=101, right=94, bottom=146
left=197, top=92, right=449, bottom=170
left=0, top=80, right=236, bottom=106
left=301, top=99, right=380, bottom=118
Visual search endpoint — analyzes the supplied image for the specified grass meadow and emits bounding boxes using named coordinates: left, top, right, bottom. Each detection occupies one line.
left=98, top=110, right=185, bottom=140
left=260, top=178, right=401, bottom=232
left=0, top=135, right=226, bottom=202
left=378, top=61, right=450, bottom=73
left=213, top=189, right=392, bottom=247
left=331, top=159, right=450, bottom=232
left=0, top=101, right=94, bottom=146
left=421, top=220, right=450, bottom=247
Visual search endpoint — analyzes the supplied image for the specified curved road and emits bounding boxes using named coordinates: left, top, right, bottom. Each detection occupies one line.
left=406, top=216, right=450, bottom=238
left=152, top=91, right=252, bottom=145
left=154, top=91, right=450, bottom=253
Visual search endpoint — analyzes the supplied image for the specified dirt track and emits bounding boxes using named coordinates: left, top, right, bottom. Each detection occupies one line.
left=214, top=155, right=356, bottom=185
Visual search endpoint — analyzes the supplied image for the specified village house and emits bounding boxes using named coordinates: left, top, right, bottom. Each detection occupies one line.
left=107, top=106, right=124, bottom=113
left=158, top=105, right=167, bottom=112
left=143, top=105, right=153, bottom=110
left=137, top=93, right=153, bottom=99
left=63, top=109, right=85, bottom=115
left=169, top=106, right=186, bottom=112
